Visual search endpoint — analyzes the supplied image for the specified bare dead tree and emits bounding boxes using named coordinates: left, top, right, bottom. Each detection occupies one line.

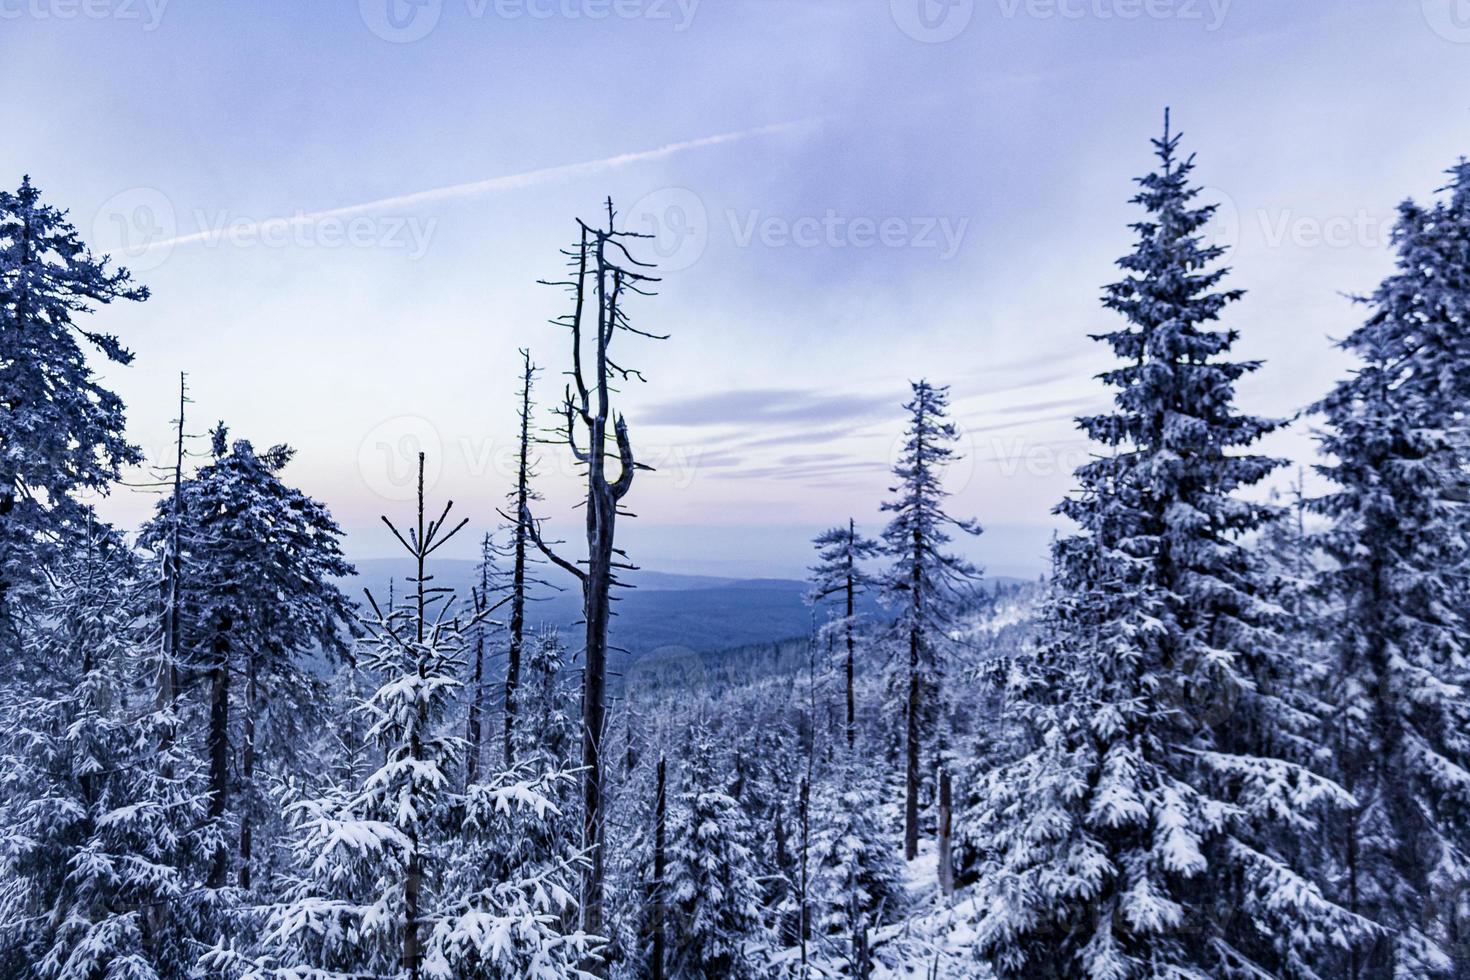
left=156, top=372, right=188, bottom=729
left=464, top=533, right=494, bottom=786
left=501, top=348, right=543, bottom=766
left=524, top=199, right=665, bottom=952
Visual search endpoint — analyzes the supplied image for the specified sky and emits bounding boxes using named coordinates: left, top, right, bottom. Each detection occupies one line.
left=3, top=0, right=1469, bottom=578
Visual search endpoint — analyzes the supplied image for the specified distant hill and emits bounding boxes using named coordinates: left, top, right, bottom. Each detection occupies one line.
left=347, top=558, right=1028, bottom=669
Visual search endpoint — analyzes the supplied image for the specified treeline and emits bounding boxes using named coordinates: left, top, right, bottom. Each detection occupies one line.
left=2, top=105, right=1470, bottom=980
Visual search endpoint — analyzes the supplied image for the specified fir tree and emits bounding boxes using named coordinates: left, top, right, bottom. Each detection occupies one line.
left=0, top=521, right=215, bottom=980
left=139, top=428, right=355, bottom=892
left=205, top=454, right=593, bottom=980
left=808, top=519, right=881, bottom=749
left=666, top=728, right=765, bottom=979
left=967, top=113, right=1371, bottom=979
left=808, top=761, right=906, bottom=948
left=1311, top=159, right=1470, bottom=977
left=0, top=177, right=146, bottom=639
left=879, top=380, right=983, bottom=860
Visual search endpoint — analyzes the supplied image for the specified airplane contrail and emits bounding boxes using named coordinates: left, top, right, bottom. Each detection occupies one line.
left=143, top=118, right=816, bottom=251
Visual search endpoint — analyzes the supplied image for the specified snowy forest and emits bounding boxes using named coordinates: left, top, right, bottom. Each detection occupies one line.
left=4, top=109, right=1470, bottom=980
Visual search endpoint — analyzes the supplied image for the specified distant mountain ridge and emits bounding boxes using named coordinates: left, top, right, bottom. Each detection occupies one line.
left=346, top=559, right=1027, bottom=668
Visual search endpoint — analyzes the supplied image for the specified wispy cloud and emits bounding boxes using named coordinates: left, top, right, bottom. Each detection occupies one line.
left=642, top=387, right=896, bottom=429
left=146, top=119, right=816, bottom=251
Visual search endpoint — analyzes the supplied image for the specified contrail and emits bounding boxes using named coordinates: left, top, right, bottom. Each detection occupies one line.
left=145, top=118, right=815, bottom=251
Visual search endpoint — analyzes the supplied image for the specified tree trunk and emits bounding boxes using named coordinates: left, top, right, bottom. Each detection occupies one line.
left=937, top=767, right=954, bottom=901
left=651, top=757, right=667, bottom=980
left=238, top=660, right=256, bottom=890
left=505, top=351, right=533, bottom=766
left=905, top=618, right=922, bottom=861
left=207, top=622, right=231, bottom=889
left=845, top=516, right=857, bottom=749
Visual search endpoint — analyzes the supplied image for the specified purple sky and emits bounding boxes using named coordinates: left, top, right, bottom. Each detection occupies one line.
left=4, top=0, right=1468, bottom=577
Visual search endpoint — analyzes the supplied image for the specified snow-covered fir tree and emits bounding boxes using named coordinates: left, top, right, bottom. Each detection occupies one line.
left=965, top=113, right=1371, bottom=979
left=809, top=520, right=881, bottom=749
left=879, top=379, right=983, bottom=861
left=138, top=427, right=355, bottom=893
left=1311, top=158, right=1470, bottom=978
left=204, top=454, right=593, bottom=980
left=666, top=726, right=766, bottom=979
left=808, top=759, right=906, bottom=956
left=0, top=177, right=146, bottom=643
left=0, top=520, right=215, bottom=980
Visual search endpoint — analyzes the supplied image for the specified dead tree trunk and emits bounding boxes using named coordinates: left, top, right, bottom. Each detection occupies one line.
left=844, top=517, right=858, bottom=748
left=465, top=535, right=492, bottom=785
left=526, top=201, right=664, bottom=959
left=504, top=349, right=537, bottom=766
left=651, top=756, right=667, bottom=980
left=937, top=767, right=954, bottom=901
left=157, top=372, right=187, bottom=726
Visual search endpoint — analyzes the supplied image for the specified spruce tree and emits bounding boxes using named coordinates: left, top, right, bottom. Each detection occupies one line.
left=0, top=176, right=147, bottom=639
left=1311, top=159, right=1470, bottom=977
left=879, top=380, right=982, bottom=860
left=967, top=113, right=1370, bottom=979
left=0, top=521, right=215, bottom=979
left=206, top=454, right=592, bottom=980
left=666, top=728, right=765, bottom=979
left=139, top=427, right=355, bottom=891
left=808, top=519, right=880, bottom=748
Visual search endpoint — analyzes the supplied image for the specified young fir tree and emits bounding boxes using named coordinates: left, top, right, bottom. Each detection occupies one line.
left=139, top=428, right=355, bottom=892
left=808, top=760, right=906, bottom=951
left=1311, top=159, right=1470, bottom=978
left=206, top=454, right=592, bottom=980
left=966, top=113, right=1370, bottom=979
left=666, top=728, right=766, bottom=979
left=0, top=177, right=146, bottom=640
left=808, top=520, right=881, bottom=749
left=0, top=520, right=215, bottom=980
left=879, top=380, right=983, bottom=861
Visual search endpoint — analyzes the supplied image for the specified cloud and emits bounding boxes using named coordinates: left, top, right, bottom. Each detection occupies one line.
left=145, top=118, right=818, bottom=252
left=641, top=387, right=896, bottom=429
